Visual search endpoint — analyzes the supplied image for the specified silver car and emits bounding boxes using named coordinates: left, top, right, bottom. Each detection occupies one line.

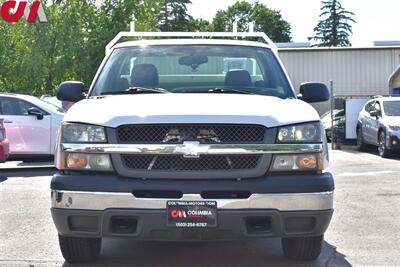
left=357, top=97, right=400, bottom=157
left=321, top=109, right=345, bottom=140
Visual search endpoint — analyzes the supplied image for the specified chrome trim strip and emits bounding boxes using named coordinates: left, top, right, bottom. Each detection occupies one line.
left=61, top=143, right=323, bottom=156
left=51, top=190, right=333, bottom=211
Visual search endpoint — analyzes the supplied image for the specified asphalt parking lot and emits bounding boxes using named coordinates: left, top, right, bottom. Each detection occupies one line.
left=1, top=148, right=400, bottom=267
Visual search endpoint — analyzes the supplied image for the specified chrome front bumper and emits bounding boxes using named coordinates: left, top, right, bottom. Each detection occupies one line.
left=51, top=190, right=333, bottom=211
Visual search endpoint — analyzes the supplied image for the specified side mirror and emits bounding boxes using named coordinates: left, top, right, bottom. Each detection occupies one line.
left=57, top=81, right=86, bottom=102
left=369, top=110, right=380, bottom=117
left=27, top=107, right=44, bottom=120
left=298, top=82, right=330, bottom=103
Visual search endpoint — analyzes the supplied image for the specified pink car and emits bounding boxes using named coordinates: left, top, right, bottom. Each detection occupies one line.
left=0, top=93, right=64, bottom=160
left=0, top=119, right=10, bottom=163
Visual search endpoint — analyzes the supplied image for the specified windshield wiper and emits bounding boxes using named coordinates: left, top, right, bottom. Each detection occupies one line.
left=207, top=88, right=255, bottom=95
left=101, top=87, right=169, bottom=95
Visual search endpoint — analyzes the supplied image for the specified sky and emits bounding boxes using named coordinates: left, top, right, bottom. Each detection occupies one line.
left=187, top=0, right=400, bottom=47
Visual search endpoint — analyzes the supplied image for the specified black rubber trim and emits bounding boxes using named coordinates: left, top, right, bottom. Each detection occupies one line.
left=51, top=172, right=334, bottom=194
left=52, top=208, right=333, bottom=240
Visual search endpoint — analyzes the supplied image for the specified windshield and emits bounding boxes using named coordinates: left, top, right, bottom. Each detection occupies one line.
left=91, top=45, right=293, bottom=98
left=383, top=101, right=400, bottom=116
left=322, top=110, right=337, bottom=120
left=321, top=110, right=344, bottom=120
left=40, top=98, right=65, bottom=113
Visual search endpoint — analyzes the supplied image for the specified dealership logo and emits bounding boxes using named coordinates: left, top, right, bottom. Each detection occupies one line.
left=170, top=210, right=187, bottom=219
left=0, top=1, right=47, bottom=23
left=170, top=209, right=212, bottom=219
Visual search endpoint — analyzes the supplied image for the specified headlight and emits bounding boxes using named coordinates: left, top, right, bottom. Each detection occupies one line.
left=389, top=125, right=400, bottom=131
left=277, top=122, right=321, bottom=143
left=62, top=123, right=106, bottom=143
left=270, top=154, right=324, bottom=172
left=65, top=153, right=113, bottom=171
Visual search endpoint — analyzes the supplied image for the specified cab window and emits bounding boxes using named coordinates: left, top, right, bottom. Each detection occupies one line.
left=0, top=97, right=42, bottom=116
left=364, top=101, right=375, bottom=113
left=374, top=102, right=382, bottom=115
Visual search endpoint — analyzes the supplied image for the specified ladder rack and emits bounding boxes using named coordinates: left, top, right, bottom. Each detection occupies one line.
left=106, top=28, right=278, bottom=55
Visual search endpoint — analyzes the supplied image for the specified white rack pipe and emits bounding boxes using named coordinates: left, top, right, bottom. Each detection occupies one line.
left=105, top=31, right=278, bottom=55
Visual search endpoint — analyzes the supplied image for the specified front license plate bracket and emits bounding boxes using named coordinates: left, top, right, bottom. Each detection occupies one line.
left=166, top=200, right=217, bottom=228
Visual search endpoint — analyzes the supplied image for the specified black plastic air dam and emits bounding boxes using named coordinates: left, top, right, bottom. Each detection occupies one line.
left=52, top=208, right=333, bottom=240
left=51, top=172, right=334, bottom=194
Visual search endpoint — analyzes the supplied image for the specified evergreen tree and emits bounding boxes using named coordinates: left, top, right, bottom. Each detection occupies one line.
left=159, top=0, right=193, bottom=32
left=310, top=0, right=355, bottom=47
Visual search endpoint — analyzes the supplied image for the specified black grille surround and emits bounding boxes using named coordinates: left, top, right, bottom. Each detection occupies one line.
left=108, top=124, right=275, bottom=179
left=117, top=124, right=266, bottom=144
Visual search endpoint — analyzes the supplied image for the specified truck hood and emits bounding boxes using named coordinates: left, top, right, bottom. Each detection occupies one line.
left=64, top=94, right=320, bottom=128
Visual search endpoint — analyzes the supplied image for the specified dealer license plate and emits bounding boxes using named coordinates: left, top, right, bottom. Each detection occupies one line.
left=167, top=200, right=217, bottom=228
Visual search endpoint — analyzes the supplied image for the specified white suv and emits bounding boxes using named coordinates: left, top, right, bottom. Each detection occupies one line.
left=357, top=96, right=400, bottom=157
left=51, top=33, right=333, bottom=263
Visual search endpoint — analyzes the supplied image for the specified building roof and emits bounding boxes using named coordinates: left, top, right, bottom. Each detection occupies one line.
left=374, top=41, right=400, bottom=46
left=279, top=45, right=400, bottom=52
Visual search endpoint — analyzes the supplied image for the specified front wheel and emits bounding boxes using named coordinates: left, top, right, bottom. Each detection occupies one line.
left=356, top=128, right=368, bottom=152
left=58, top=235, right=102, bottom=263
left=282, top=235, right=323, bottom=261
left=378, top=131, right=392, bottom=158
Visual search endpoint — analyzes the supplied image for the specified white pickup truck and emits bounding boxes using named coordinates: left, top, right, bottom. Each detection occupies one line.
left=51, top=31, right=334, bottom=263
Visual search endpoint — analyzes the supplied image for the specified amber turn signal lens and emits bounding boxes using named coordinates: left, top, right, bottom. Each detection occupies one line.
left=296, top=155, right=317, bottom=170
left=319, top=153, right=324, bottom=170
left=67, top=153, right=88, bottom=169
left=59, top=151, right=65, bottom=170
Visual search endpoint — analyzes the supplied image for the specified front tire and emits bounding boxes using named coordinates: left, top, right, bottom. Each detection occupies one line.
left=282, top=235, right=323, bottom=261
left=356, top=128, right=368, bottom=152
left=58, top=235, right=102, bottom=263
left=378, top=131, right=392, bottom=158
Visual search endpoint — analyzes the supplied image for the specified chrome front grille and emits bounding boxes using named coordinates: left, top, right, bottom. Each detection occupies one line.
left=106, top=124, right=276, bottom=179
left=121, top=154, right=262, bottom=171
left=117, top=124, right=266, bottom=144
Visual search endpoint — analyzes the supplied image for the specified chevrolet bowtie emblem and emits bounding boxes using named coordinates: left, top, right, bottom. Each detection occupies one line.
left=174, top=141, right=209, bottom=158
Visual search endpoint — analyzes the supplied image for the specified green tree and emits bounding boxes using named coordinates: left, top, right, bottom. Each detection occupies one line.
left=0, top=0, right=99, bottom=95
left=0, top=16, right=48, bottom=94
left=310, top=0, right=355, bottom=47
left=0, top=0, right=162, bottom=95
left=212, top=1, right=291, bottom=42
left=187, top=18, right=212, bottom=32
left=89, top=0, right=161, bottom=80
left=159, top=0, right=193, bottom=31
left=0, top=22, right=16, bottom=91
